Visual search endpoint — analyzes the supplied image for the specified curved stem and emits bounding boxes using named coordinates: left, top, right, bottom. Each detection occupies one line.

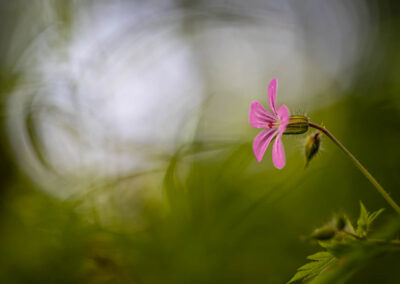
left=308, top=122, right=400, bottom=215
left=342, top=231, right=400, bottom=246
left=367, top=238, right=400, bottom=246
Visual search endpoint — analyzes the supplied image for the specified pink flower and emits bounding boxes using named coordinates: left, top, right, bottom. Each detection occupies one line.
left=249, top=78, right=290, bottom=169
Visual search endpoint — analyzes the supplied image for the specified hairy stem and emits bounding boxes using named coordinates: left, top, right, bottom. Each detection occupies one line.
left=367, top=238, right=400, bottom=245
left=308, top=122, right=400, bottom=215
left=342, top=231, right=400, bottom=247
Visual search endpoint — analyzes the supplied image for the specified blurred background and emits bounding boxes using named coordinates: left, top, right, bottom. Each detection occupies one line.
left=0, top=0, right=399, bottom=283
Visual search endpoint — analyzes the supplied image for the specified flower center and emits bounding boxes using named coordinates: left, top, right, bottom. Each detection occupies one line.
left=283, top=115, right=309, bottom=135
left=267, top=122, right=280, bottom=128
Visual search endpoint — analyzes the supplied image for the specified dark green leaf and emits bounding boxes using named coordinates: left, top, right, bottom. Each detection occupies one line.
left=288, top=251, right=336, bottom=283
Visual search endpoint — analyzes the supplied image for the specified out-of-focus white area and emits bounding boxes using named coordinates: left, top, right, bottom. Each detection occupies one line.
left=6, top=0, right=376, bottom=198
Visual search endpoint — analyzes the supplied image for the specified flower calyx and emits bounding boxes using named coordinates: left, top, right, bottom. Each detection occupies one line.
left=284, top=115, right=309, bottom=135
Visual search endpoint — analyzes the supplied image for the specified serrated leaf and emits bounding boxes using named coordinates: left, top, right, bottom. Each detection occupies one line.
left=344, top=216, right=355, bottom=234
left=356, top=202, right=385, bottom=237
left=358, top=202, right=368, bottom=223
left=288, top=270, right=311, bottom=283
left=319, top=241, right=353, bottom=257
left=309, top=241, right=389, bottom=284
left=356, top=202, right=369, bottom=236
left=298, top=260, right=326, bottom=271
left=288, top=251, right=336, bottom=283
left=368, top=208, right=385, bottom=225
left=289, top=206, right=394, bottom=284
left=307, top=252, right=331, bottom=261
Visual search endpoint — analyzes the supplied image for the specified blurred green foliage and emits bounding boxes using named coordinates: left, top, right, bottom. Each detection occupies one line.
left=289, top=203, right=399, bottom=283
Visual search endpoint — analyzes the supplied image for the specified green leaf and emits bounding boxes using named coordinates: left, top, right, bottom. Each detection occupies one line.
left=356, top=202, right=368, bottom=236
left=309, top=241, right=388, bottom=284
left=344, top=215, right=356, bottom=234
left=368, top=208, right=385, bottom=225
left=288, top=206, right=395, bottom=284
left=356, top=202, right=385, bottom=237
left=288, top=251, right=336, bottom=283
left=288, top=270, right=311, bottom=283
left=307, top=252, right=331, bottom=261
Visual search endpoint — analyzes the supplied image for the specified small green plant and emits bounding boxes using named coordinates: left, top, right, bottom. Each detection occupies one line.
left=288, top=202, right=399, bottom=283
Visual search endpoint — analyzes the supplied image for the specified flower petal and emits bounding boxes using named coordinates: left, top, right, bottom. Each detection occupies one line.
left=272, top=133, right=286, bottom=169
left=277, top=104, right=290, bottom=123
left=253, top=128, right=278, bottom=162
left=249, top=101, right=276, bottom=128
left=268, top=78, right=278, bottom=114
left=277, top=104, right=290, bottom=133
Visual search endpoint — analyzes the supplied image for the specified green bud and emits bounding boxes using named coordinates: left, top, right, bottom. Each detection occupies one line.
left=304, top=131, right=321, bottom=167
left=310, top=226, right=336, bottom=241
left=284, top=115, right=309, bottom=135
left=335, top=215, right=347, bottom=231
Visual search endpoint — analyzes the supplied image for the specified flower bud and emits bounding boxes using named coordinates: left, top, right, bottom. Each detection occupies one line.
left=310, top=226, right=336, bottom=241
left=335, top=215, right=347, bottom=231
left=304, top=132, right=321, bottom=168
left=284, top=115, right=309, bottom=135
